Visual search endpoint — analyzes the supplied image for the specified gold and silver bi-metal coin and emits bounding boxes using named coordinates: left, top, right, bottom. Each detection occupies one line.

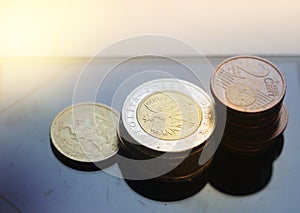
left=121, top=78, right=216, bottom=153
left=118, top=78, right=217, bottom=201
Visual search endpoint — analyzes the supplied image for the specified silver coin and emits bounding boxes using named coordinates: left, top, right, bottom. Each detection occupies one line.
left=50, top=103, right=119, bottom=163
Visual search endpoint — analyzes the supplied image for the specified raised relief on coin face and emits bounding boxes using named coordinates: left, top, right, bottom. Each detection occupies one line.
left=211, top=56, right=286, bottom=112
left=225, top=83, right=256, bottom=107
left=122, top=79, right=216, bottom=152
left=235, top=59, right=270, bottom=77
left=51, top=104, right=119, bottom=162
left=137, top=91, right=202, bottom=140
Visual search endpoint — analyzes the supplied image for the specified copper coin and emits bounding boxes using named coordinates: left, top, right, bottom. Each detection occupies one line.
left=221, top=105, right=288, bottom=153
left=225, top=110, right=282, bottom=139
left=232, top=104, right=287, bottom=142
left=226, top=109, right=280, bottom=129
left=211, top=56, right=286, bottom=113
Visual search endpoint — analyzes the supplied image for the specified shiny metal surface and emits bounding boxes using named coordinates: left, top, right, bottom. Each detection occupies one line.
left=211, top=56, right=285, bottom=113
left=118, top=79, right=215, bottom=199
left=121, top=79, right=215, bottom=152
left=0, top=56, right=299, bottom=212
left=211, top=56, right=288, bottom=154
left=50, top=103, right=119, bottom=163
left=137, top=91, right=202, bottom=141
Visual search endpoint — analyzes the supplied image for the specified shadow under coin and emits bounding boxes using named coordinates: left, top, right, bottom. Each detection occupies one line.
left=50, top=142, right=116, bottom=172
left=117, top=144, right=210, bottom=201
left=120, top=167, right=209, bottom=202
left=209, top=134, right=284, bottom=196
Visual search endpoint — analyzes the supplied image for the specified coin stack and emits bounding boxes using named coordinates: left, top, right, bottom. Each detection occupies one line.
left=210, top=56, right=288, bottom=155
left=118, top=79, right=216, bottom=200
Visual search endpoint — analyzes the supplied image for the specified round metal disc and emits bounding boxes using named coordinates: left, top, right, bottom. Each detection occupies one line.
left=211, top=56, right=286, bottom=113
left=50, top=103, right=119, bottom=164
left=121, top=79, right=216, bottom=152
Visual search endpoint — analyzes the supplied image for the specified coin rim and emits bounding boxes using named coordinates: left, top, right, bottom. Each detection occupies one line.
left=50, top=102, right=120, bottom=163
left=121, top=78, right=216, bottom=152
left=211, top=55, right=286, bottom=113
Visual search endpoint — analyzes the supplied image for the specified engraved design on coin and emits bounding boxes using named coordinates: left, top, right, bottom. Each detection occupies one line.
left=137, top=91, right=202, bottom=140
left=211, top=56, right=286, bottom=112
left=121, top=79, right=216, bottom=152
left=50, top=103, right=119, bottom=162
left=234, top=60, right=270, bottom=77
left=225, top=83, right=256, bottom=107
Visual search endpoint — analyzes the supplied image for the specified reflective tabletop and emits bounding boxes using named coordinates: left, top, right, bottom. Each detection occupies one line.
left=0, top=56, right=299, bottom=212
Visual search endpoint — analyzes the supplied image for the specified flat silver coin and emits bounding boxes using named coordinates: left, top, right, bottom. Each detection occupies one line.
left=50, top=103, right=119, bottom=163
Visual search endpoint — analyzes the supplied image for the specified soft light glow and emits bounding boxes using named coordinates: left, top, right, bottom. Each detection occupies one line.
left=0, top=1, right=54, bottom=56
left=0, top=0, right=299, bottom=57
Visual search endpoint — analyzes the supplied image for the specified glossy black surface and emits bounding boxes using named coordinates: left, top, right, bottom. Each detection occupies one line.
left=0, top=57, right=299, bottom=212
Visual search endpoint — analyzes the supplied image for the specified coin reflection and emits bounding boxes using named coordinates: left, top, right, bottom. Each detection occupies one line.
left=209, top=134, right=284, bottom=195
left=121, top=166, right=209, bottom=202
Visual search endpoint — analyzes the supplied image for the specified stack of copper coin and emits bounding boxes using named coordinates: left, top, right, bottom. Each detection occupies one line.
left=210, top=56, right=288, bottom=155
left=118, top=79, right=216, bottom=200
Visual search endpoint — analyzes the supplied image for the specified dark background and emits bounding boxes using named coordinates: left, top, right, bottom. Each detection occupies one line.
left=0, top=56, right=299, bottom=213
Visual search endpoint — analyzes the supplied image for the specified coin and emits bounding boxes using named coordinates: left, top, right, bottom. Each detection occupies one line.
left=221, top=104, right=287, bottom=153
left=211, top=56, right=288, bottom=155
left=211, top=56, right=286, bottom=113
left=50, top=103, right=119, bottom=164
left=137, top=91, right=202, bottom=141
left=121, top=78, right=216, bottom=153
left=118, top=78, right=217, bottom=189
